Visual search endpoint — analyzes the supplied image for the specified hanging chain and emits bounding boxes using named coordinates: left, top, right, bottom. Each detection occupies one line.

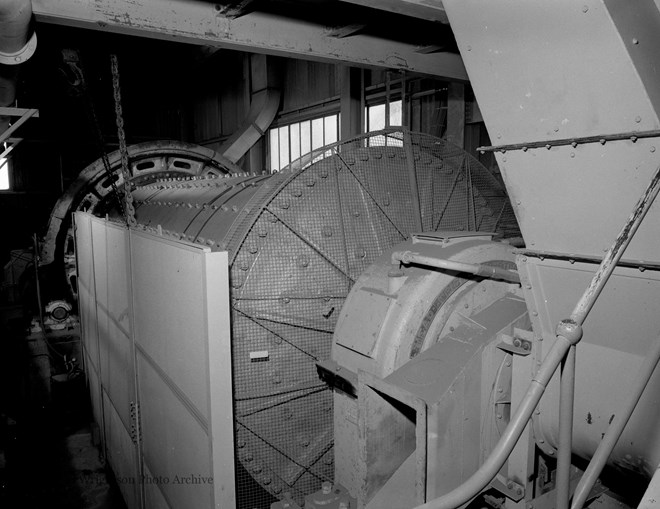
left=68, top=50, right=126, bottom=221
left=110, top=54, right=137, bottom=227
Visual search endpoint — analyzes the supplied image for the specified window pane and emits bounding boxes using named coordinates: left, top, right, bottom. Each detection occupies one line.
left=290, top=122, right=301, bottom=163
left=390, top=100, right=402, bottom=126
left=0, top=159, right=8, bottom=190
left=301, top=120, right=311, bottom=156
left=324, top=115, right=338, bottom=145
left=368, top=104, right=385, bottom=132
left=279, top=126, right=290, bottom=169
left=269, top=130, right=279, bottom=172
left=311, top=118, right=324, bottom=150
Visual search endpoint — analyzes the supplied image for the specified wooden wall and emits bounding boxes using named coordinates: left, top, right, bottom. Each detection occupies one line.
left=187, top=50, right=247, bottom=146
left=280, top=60, right=340, bottom=115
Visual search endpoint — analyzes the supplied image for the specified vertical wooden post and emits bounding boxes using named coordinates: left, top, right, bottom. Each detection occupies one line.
left=446, top=82, right=465, bottom=148
left=340, top=66, right=363, bottom=141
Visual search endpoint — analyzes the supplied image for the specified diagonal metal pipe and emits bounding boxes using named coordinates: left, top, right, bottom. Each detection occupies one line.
left=392, top=250, right=521, bottom=284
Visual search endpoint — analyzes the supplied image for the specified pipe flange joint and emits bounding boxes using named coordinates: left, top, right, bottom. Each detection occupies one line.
left=555, top=319, right=583, bottom=345
left=392, top=250, right=414, bottom=264
left=0, top=31, right=37, bottom=65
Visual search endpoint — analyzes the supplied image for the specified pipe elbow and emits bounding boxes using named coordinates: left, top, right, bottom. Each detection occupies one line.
left=0, top=0, right=36, bottom=64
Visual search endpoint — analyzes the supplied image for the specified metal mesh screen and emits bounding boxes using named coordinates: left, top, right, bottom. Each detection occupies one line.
left=223, top=129, right=520, bottom=508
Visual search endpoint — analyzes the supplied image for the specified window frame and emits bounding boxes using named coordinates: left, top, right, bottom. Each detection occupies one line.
left=267, top=112, right=341, bottom=172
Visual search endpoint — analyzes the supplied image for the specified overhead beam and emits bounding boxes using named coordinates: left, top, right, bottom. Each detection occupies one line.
left=31, top=0, right=467, bottom=80
left=338, top=0, right=448, bottom=24
left=328, top=24, right=367, bottom=39
left=0, top=107, right=40, bottom=118
left=215, top=0, right=258, bottom=19
left=415, top=44, right=447, bottom=54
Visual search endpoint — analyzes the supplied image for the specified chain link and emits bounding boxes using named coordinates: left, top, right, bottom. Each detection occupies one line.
left=71, top=51, right=127, bottom=221
left=110, top=54, right=137, bottom=227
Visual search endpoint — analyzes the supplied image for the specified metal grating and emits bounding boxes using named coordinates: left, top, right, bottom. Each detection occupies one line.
left=96, top=130, right=520, bottom=508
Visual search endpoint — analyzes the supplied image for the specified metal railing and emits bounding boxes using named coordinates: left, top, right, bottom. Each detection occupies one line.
left=413, top=162, right=660, bottom=509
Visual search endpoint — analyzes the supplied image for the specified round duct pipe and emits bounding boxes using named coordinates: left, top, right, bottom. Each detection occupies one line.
left=0, top=0, right=37, bottom=129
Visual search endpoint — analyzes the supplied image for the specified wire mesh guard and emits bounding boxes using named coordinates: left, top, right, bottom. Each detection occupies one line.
left=222, top=129, right=520, bottom=508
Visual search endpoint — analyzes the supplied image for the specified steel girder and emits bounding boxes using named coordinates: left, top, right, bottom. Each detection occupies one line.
left=31, top=0, right=467, bottom=79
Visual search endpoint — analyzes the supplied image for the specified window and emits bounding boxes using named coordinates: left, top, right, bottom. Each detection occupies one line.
left=268, top=113, right=340, bottom=172
left=365, top=100, right=402, bottom=132
left=0, top=158, right=9, bottom=190
left=365, top=99, right=403, bottom=146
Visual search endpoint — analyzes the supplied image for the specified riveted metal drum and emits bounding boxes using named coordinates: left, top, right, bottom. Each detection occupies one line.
left=46, top=129, right=520, bottom=507
left=41, top=140, right=241, bottom=296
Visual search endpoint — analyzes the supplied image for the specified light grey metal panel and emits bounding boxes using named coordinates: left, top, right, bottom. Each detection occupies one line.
left=75, top=213, right=100, bottom=374
left=131, top=234, right=210, bottom=419
left=205, top=251, right=235, bottom=506
left=103, top=391, right=141, bottom=509
left=90, top=219, right=111, bottom=417
left=519, top=257, right=660, bottom=355
left=86, top=217, right=141, bottom=508
left=442, top=0, right=660, bottom=261
left=85, top=350, right=105, bottom=455
left=130, top=231, right=234, bottom=508
left=75, top=213, right=234, bottom=508
left=518, top=256, right=660, bottom=474
left=93, top=221, right=136, bottom=432
left=143, top=464, right=171, bottom=509
left=137, top=353, right=214, bottom=509
left=74, top=213, right=106, bottom=452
